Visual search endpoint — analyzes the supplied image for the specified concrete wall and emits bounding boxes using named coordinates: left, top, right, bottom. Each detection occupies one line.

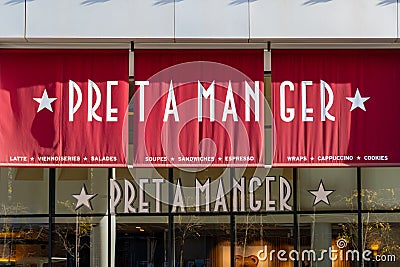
left=0, top=0, right=398, bottom=43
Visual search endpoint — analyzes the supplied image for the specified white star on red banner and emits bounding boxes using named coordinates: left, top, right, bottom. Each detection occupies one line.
left=33, top=89, right=57, bottom=113
left=346, top=88, right=370, bottom=112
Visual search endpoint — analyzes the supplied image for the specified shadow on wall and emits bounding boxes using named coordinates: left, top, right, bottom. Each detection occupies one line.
left=4, top=0, right=33, bottom=5
left=377, top=0, right=397, bottom=6
left=303, top=0, right=332, bottom=6
left=303, top=0, right=397, bottom=6
left=153, top=0, right=183, bottom=6
left=153, top=0, right=258, bottom=6
left=230, top=0, right=258, bottom=5
left=81, top=0, right=110, bottom=6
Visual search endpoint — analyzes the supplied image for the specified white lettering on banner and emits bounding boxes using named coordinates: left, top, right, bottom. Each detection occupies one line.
left=318, top=155, right=353, bottom=161
left=301, top=81, right=313, bottom=122
left=198, top=81, right=215, bottom=122
left=135, top=80, right=149, bottom=122
left=286, top=155, right=390, bottom=162
left=280, top=80, right=335, bottom=122
left=320, top=80, right=335, bottom=121
left=280, top=81, right=295, bottom=122
left=222, top=81, right=238, bottom=122
left=69, top=80, right=82, bottom=122
left=88, top=80, right=102, bottom=121
left=163, top=80, right=180, bottom=122
left=68, top=80, right=119, bottom=122
left=245, top=81, right=260, bottom=122
left=9, top=156, right=28, bottom=162
left=109, top=177, right=293, bottom=213
left=106, top=81, right=119, bottom=122
left=136, top=80, right=262, bottom=122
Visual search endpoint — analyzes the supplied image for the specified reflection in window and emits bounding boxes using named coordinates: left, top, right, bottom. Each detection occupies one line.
left=0, top=218, right=48, bottom=266
left=236, top=215, right=294, bottom=267
left=116, top=217, right=168, bottom=267
left=54, top=216, right=104, bottom=267
left=174, top=215, right=230, bottom=267
left=362, top=168, right=400, bottom=210
left=0, top=168, right=48, bottom=215
left=362, top=214, right=400, bottom=264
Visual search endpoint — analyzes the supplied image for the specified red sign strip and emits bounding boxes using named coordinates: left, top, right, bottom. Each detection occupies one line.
left=133, top=49, right=265, bottom=168
left=272, top=50, right=400, bottom=166
left=0, top=50, right=128, bottom=167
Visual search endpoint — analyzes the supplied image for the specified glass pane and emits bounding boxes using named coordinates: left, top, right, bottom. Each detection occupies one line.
left=116, top=216, right=168, bottom=267
left=235, top=214, right=293, bottom=267
left=56, top=168, right=108, bottom=214
left=0, top=217, right=48, bottom=266
left=361, top=167, right=400, bottom=210
left=0, top=168, right=48, bottom=215
left=299, top=214, right=358, bottom=267
left=114, top=168, right=169, bottom=214
left=174, top=168, right=230, bottom=213
left=54, top=216, right=105, bottom=266
left=362, top=213, right=400, bottom=265
left=299, top=168, right=357, bottom=211
left=233, top=168, right=294, bottom=212
left=174, top=215, right=230, bottom=267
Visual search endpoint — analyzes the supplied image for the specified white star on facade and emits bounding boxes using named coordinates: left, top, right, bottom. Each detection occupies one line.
left=346, top=89, right=370, bottom=112
left=357, top=156, right=361, bottom=160
left=310, top=157, right=314, bottom=160
left=170, top=157, right=174, bottom=161
left=72, top=185, right=97, bottom=210
left=33, top=89, right=57, bottom=112
left=308, top=180, right=334, bottom=206
left=83, top=157, right=87, bottom=161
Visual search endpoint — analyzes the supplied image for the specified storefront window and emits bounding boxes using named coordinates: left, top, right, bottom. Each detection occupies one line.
left=299, top=214, right=358, bottom=267
left=174, top=215, right=230, bottom=267
left=53, top=216, right=105, bottom=266
left=299, top=168, right=357, bottom=211
left=0, top=217, right=48, bottom=266
left=235, top=214, right=294, bottom=267
left=56, top=168, right=108, bottom=214
left=361, top=167, right=400, bottom=210
left=361, top=213, right=400, bottom=266
left=2, top=166, right=400, bottom=266
left=174, top=168, right=229, bottom=213
left=234, top=168, right=293, bottom=213
left=114, top=168, right=169, bottom=214
left=116, top=216, right=168, bottom=267
left=0, top=168, right=48, bottom=215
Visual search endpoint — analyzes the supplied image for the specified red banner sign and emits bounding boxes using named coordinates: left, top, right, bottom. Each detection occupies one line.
left=133, top=50, right=264, bottom=167
left=0, top=50, right=128, bottom=167
left=272, top=50, right=400, bottom=166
